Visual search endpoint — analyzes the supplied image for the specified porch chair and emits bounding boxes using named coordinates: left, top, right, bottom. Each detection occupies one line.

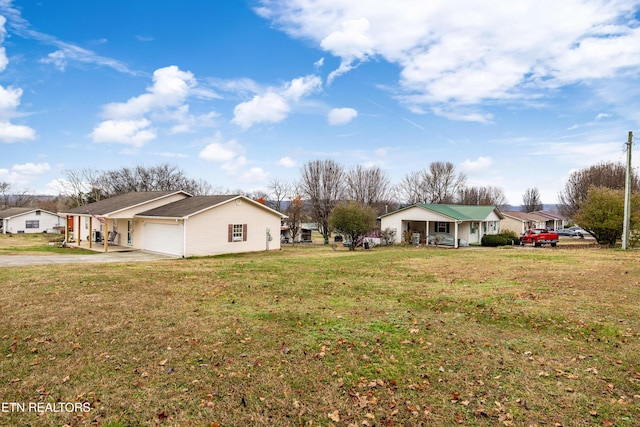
left=107, top=231, right=118, bottom=245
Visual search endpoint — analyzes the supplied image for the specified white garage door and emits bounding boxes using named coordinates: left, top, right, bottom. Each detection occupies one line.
left=144, top=223, right=183, bottom=256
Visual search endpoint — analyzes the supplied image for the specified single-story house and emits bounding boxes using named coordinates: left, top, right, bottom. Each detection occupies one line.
left=380, top=204, right=504, bottom=248
left=532, top=210, right=565, bottom=230
left=500, top=211, right=549, bottom=235
left=60, top=191, right=286, bottom=257
left=501, top=210, right=566, bottom=235
left=0, top=208, right=65, bottom=234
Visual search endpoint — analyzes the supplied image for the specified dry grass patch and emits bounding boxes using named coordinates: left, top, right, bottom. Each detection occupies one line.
left=0, top=244, right=638, bottom=426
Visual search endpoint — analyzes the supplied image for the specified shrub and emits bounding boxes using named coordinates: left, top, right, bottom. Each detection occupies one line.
left=481, top=234, right=508, bottom=247
left=481, top=231, right=520, bottom=247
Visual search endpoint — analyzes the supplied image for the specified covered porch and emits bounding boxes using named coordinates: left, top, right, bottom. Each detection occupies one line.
left=64, top=214, right=132, bottom=253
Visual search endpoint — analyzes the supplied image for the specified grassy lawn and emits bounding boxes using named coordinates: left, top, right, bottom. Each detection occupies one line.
left=0, top=233, right=95, bottom=255
left=0, top=239, right=638, bottom=426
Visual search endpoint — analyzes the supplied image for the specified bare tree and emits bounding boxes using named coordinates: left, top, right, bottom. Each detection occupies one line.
left=345, top=165, right=392, bottom=210
left=0, top=182, right=10, bottom=209
left=396, top=162, right=466, bottom=205
left=267, top=178, right=292, bottom=213
left=300, top=159, right=345, bottom=244
left=62, top=163, right=213, bottom=204
left=396, top=170, right=427, bottom=205
left=558, top=161, right=639, bottom=219
left=424, top=161, right=467, bottom=203
left=458, top=186, right=508, bottom=207
left=522, top=187, right=543, bottom=213
left=0, top=181, right=35, bottom=208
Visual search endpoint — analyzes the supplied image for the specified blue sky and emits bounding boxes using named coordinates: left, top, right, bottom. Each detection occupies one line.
left=1, top=0, right=640, bottom=205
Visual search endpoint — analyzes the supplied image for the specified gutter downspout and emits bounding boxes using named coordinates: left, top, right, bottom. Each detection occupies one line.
left=182, top=218, right=187, bottom=258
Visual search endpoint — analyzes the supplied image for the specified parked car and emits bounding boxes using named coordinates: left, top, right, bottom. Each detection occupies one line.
left=567, top=226, right=587, bottom=237
left=557, top=228, right=578, bottom=237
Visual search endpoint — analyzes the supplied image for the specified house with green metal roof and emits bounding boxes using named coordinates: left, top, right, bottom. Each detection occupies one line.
left=380, top=204, right=504, bottom=248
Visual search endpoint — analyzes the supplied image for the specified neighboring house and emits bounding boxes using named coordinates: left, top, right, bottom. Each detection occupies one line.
left=500, top=211, right=549, bottom=235
left=501, top=210, right=566, bottom=235
left=0, top=208, right=65, bottom=234
left=532, top=210, right=565, bottom=230
left=380, top=204, right=504, bottom=248
left=60, top=191, right=285, bottom=257
left=280, top=225, right=313, bottom=243
left=136, top=195, right=284, bottom=257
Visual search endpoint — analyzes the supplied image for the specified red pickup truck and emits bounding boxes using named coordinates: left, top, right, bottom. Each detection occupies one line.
left=520, top=228, right=559, bottom=247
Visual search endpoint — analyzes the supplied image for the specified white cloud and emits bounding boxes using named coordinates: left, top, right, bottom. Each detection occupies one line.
left=91, top=65, right=216, bottom=145
left=199, top=139, right=244, bottom=162
left=232, top=74, right=321, bottom=129
left=277, top=156, right=296, bottom=168
left=42, top=50, right=67, bottom=71
left=282, top=75, right=322, bottom=102
left=102, top=66, right=196, bottom=118
left=460, top=156, right=494, bottom=173
left=328, top=107, right=358, bottom=125
left=0, top=15, right=36, bottom=142
left=241, top=167, right=270, bottom=183
left=258, top=0, right=640, bottom=118
left=90, top=119, right=156, bottom=147
left=0, top=16, right=7, bottom=72
left=0, top=162, right=50, bottom=189
left=0, top=121, right=36, bottom=142
left=232, top=92, right=290, bottom=129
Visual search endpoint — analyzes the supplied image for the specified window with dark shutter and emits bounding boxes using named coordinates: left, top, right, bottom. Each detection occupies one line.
left=229, top=224, right=246, bottom=242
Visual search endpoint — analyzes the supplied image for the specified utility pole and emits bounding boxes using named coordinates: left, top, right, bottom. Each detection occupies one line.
left=622, top=131, right=632, bottom=250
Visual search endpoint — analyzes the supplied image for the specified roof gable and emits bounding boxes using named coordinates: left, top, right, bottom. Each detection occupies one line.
left=136, top=195, right=286, bottom=219
left=0, top=208, right=60, bottom=219
left=62, top=191, right=190, bottom=216
left=417, top=204, right=503, bottom=220
left=382, top=204, right=503, bottom=221
left=0, top=207, right=33, bottom=219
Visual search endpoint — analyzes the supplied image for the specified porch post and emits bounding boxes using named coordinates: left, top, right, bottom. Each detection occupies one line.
left=89, top=216, right=93, bottom=249
left=425, top=221, right=430, bottom=245
left=64, top=215, right=69, bottom=242
left=77, top=216, right=82, bottom=245
left=454, top=221, right=459, bottom=249
left=104, top=220, right=109, bottom=253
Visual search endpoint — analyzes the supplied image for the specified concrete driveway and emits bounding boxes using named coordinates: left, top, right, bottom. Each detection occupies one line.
left=0, top=251, right=176, bottom=267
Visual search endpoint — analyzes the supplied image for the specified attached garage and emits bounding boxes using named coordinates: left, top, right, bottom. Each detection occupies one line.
left=137, top=195, right=285, bottom=257
left=143, top=222, right=183, bottom=256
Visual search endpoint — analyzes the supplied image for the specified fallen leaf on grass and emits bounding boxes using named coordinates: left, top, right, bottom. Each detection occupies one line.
left=328, top=410, right=340, bottom=422
left=158, top=359, right=168, bottom=366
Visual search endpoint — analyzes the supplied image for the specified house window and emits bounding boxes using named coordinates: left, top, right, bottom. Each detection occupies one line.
left=436, top=222, right=449, bottom=233
left=25, top=220, right=39, bottom=229
left=228, top=224, right=247, bottom=242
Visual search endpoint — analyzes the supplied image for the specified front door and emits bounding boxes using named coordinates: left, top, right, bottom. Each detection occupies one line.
left=127, top=220, right=133, bottom=245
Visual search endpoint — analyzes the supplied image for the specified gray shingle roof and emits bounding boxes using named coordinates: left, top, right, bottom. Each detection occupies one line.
left=0, top=207, right=34, bottom=219
left=62, top=191, right=187, bottom=215
left=136, top=195, right=238, bottom=218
